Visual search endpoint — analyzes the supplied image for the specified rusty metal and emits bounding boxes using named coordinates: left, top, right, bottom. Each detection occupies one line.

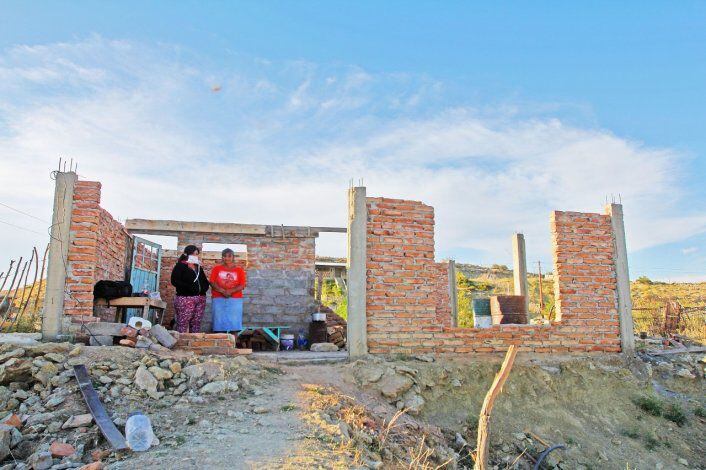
left=73, top=365, right=128, bottom=450
left=13, top=247, right=40, bottom=329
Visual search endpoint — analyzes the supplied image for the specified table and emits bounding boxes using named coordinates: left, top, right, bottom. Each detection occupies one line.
left=237, top=326, right=290, bottom=350
left=94, top=297, right=167, bottom=324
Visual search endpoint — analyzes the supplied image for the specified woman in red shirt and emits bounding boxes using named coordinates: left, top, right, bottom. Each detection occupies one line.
left=210, top=248, right=246, bottom=332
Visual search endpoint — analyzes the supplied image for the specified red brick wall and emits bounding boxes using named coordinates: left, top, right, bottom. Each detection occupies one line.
left=365, top=197, right=622, bottom=355
left=431, top=262, right=453, bottom=328
left=65, top=180, right=130, bottom=323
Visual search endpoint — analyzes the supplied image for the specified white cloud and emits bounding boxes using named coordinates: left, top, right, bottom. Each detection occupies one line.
left=681, top=246, right=699, bottom=255
left=0, top=36, right=703, bottom=270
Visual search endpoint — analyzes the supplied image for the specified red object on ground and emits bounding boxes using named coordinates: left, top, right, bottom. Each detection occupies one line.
left=119, top=339, right=136, bottom=348
left=50, top=441, right=76, bottom=457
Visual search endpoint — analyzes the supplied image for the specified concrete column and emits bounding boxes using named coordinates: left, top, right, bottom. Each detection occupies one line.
left=606, top=203, right=635, bottom=354
left=448, top=260, right=458, bottom=327
left=42, top=171, right=77, bottom=341
left=346, top=186, right=367, bottom=357
left=512, top=233, right=529, bottom=313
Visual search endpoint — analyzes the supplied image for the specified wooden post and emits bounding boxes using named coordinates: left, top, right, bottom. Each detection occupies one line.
left=474, top=345, right=518, bottom=470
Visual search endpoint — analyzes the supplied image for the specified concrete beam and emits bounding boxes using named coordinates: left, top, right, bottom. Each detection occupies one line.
left=346, top=187, right=368, bottom=357
left=606, top=203, right=635, bottom=354
left=448, top=260, right=458, bottom=327
left=125, top=219, right=344, bottom=237
left=42, top=171, right=77, bottom=341
left=512, top=233, right=529, bottom=313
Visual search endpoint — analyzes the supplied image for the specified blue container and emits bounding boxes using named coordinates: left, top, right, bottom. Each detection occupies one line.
left=472, top=298, right=491, bottom=316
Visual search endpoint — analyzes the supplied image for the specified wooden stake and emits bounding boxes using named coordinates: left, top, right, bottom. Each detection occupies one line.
left=474, top=344, right=518, bottom=470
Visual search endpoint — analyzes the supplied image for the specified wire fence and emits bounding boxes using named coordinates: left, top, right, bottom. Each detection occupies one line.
left=632, top=302, right=706, bottom=342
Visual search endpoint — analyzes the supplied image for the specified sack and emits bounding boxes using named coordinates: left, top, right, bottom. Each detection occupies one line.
left=93, top=280, right=133, bottom=300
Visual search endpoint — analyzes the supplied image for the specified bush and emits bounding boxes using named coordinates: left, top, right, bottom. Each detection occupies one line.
left=694, top=405, right=706, bottom=418
left=664, top=404, right=687, bottom=426
left=634, top=395, right=664, bottom=417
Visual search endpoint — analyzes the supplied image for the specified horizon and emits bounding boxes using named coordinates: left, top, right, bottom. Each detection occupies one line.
left=1, top=2, right=705, bottom=282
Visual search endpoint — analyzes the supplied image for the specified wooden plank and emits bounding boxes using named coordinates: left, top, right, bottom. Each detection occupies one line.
left=474, top=345, right=518, bottom=470
left=73, top=365, right=128, bottom=450
left=94, top=297, right=167, bottom=309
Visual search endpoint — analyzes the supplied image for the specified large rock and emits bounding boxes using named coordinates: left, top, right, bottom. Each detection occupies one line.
left=27, top=450, right=53, bottom=470
left=310, top=343, right=339, bottom=352
left=148, top=325, right=177, bottom=349
left=200, top=381, right=239, bottom=395
left=148, top=366, right=173, bottom=381
left=378, top=373, right=414, bottom=399
left=49, top=441, right=75, bottom=457
left=0, top=358, right=32, bottom=385
left=62, top=414, right=93, bottom=430
left=400, top=393, right=425, bottom=415
left=34, top=362, right=59, bottom=386
left=358, top=367, right=384, bottom=384
left=0, top=349, right=25, bottom=364
left=0, top=423, right=13, bottom=461
left=183, top=362, right=224, bottom=383
left=134, top=366, right=158, bottom=393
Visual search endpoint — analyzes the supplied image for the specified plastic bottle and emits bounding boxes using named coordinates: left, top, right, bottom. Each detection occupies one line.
left=125, top=412, right=155, bottom=451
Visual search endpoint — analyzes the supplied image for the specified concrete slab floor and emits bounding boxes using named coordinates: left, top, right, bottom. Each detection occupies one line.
left=250, top=350, right=348, bottom=365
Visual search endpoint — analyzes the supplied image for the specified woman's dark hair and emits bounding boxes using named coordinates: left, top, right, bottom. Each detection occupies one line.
left=178, top=245, right=199, bottom=262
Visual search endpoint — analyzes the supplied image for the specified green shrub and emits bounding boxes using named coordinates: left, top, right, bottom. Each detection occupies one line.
left=634, top=395, right=663, bottom=417
left=693, top=405, right=706, bottom=418
left=620, top=426, right=640, bottom=439
left=643, top=434, right=660, bottom=450
left=664, top=404, right=687, bottom=426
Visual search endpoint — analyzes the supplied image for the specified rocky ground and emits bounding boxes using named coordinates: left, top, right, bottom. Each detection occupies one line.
left=0, top=339, right=702, bottom=469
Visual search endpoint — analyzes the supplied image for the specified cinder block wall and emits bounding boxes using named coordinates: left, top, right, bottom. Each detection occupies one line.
left=365, top=196, right=622, bottom=355
left=159, top=232, right=317, bottom=332
left=65, top=180, right=130, bottom=324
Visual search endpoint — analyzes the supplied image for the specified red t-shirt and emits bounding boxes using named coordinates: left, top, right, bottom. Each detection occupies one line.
left=210, top=265, right=246, bottom=298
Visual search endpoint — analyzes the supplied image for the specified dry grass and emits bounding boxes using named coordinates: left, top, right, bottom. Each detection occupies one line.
left=299, top=384, right=452, bottom=469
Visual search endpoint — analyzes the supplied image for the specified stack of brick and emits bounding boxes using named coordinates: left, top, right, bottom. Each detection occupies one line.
left=65, top=181, right=130, bottom=326
left=173, top=332, right=251, bottom=356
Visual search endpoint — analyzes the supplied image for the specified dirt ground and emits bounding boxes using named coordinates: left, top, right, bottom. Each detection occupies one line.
left=105, top=351, right=704, bottom=470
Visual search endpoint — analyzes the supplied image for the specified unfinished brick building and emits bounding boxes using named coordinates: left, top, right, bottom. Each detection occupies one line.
left=42, top=173, right=634, bottom=357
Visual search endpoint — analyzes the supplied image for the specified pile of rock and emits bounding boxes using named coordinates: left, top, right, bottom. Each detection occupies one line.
left=0, top=340, right=270, bottom=469
left=85, top=323, right=176, bottom=352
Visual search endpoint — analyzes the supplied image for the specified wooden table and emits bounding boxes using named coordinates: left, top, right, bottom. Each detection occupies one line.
left=94, top=297, right=167, bottom=324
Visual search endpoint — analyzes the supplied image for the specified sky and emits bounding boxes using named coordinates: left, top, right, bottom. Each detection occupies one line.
left=1, top=1, right=705, bottom=281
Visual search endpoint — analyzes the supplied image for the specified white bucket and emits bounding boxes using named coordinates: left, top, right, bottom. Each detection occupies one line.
left=474, top=315, right=492, bottom=329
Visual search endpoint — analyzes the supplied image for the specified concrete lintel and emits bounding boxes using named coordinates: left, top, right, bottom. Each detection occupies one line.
left=125, top=219, right=344, bottom=237
left=42, top=171, right=78, bottom=341
left=605, top=203, right=635, bottom=355
left=347, top=187, right=368, bottom=357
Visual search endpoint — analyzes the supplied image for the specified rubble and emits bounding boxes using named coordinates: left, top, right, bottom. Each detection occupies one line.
left=0, top=339, right=273, bottom=469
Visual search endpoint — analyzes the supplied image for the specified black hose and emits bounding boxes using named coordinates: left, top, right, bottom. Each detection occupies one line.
left=533, top=444, right=566, bottom=470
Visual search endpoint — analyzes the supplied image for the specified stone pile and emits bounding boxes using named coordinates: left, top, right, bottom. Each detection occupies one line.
left=0, top=341, right=268, bottom=469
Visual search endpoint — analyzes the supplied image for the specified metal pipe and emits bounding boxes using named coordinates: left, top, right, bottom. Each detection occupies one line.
left=533, top=444, right=566, bottom=470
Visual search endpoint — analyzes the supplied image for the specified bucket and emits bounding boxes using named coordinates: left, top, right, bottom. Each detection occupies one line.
left=474, top=316, right=492, bottom=329
left=281, top=334, right=295, bottom=351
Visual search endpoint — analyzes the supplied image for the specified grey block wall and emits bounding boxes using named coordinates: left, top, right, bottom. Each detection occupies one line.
left=200, top=269, right=317, bottom=333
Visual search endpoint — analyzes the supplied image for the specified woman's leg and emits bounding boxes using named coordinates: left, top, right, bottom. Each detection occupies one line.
left=190, top=295, right=207, bottom=333
left=173, top=296, right=192, bottom=333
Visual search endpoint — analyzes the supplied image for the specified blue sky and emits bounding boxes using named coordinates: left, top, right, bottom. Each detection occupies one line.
left=1, top=1, right=705, bottom=280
